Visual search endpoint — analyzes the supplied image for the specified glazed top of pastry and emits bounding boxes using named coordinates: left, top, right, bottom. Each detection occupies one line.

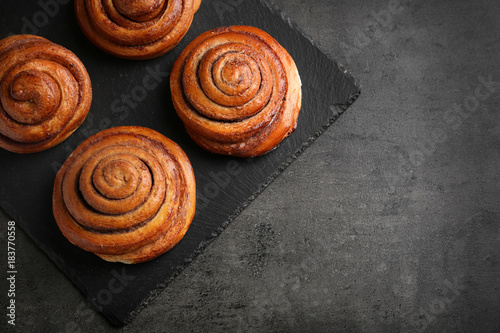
left=74, top=0, right=201, bottom=59
left=170, top=25, right=302, bottom=157
left=0, top=34, right=92, bottom=153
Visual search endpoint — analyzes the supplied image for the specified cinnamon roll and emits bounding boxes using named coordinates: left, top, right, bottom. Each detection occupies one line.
left=0, top=35, right=92, bottom=154
left=170, top=25, right=302, bottom=158
left=52, top=126, right=196, bottom=264
left=75, top=0, right=202, bottom=60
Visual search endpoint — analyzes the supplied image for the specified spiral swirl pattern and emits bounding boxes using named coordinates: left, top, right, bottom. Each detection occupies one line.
left=170, top=25, right=302, bottom=157
left=53, top=126, right=196, bottom=264
left=75, top=0, right=201, bottom=59
left=0, top=35, right=92, bottom=153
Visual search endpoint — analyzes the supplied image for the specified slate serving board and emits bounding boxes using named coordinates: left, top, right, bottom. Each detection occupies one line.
left=0, top=0, right=360, bottom=326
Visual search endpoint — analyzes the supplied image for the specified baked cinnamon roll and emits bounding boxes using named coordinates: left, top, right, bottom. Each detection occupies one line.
left=0, top=35, right=92, bottom=153
left=52, top=126, right=196, bottom=264
left=170, top=25, right=302, bottom=158
left=75, top=0, right=202, bottom=60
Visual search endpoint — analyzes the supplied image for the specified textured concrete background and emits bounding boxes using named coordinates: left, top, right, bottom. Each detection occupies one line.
left=2, top=0, right=499, bottom=332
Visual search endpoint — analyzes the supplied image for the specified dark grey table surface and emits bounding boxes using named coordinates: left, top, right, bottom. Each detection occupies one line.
left=2, top=0, right=499, bottom=332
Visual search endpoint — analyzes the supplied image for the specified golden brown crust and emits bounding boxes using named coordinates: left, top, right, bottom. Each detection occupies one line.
left=75, top=0, right=201, bottom=60
left=0, top=35, right=92, bottom=154
left=52, top=126, right=196, bottom=264
left=170, top=25, right=302, bottom=158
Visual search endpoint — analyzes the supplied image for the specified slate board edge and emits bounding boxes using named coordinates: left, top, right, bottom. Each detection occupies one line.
left=123, top=2, right=363, bottom=325
left=260, top=0, right=362, bottom=93
left=125, top=91, right=361, bottom=325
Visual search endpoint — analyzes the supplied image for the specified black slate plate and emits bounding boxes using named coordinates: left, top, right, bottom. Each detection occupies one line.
left=0, top=0, right=360, bottom=326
